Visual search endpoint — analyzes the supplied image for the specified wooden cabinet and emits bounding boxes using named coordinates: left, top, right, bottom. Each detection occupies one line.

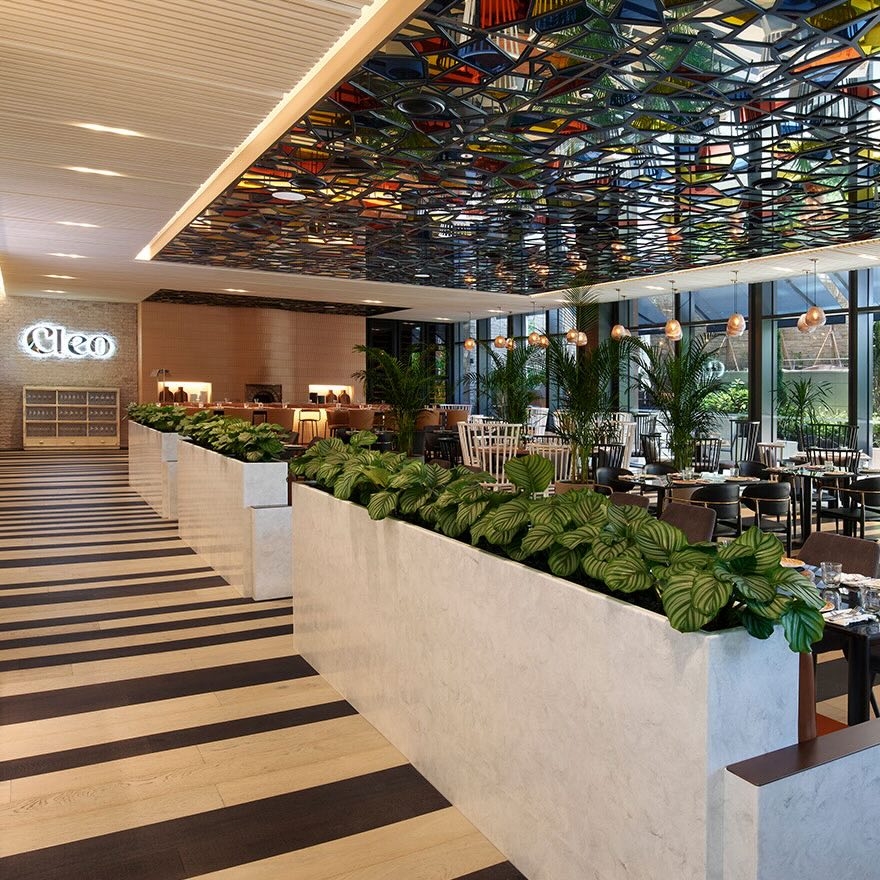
left=22, top=387, right=120, bottom=448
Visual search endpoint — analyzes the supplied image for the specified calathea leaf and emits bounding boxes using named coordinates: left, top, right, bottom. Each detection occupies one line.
left=548, top=546, right=580, bottom=577
left=367, top=490, right=397, bottom=520
left=606, top=502, right=652, bottom=535
left=581, top=551, right=610, bottom=581
left=399, top=487, right=430, bottom=514
left=456, top=499, right=489, bottom=529
left=485, top=496, right=531, bottom=534
left=436, top=506, right=467, bottom=537
left=504, top=454, right=555, bottom=495
left=780, top=601, right=825, bottom=653
left=727, top=571, right=777, bottom=603
left=562, top=490, right=609, bottom=526
left=505, top=542, right=531, bottom=562
left=557, top=523, right=602, bottom=549
left=745, top=594, right=791, bottom=620
left=604, top=551, right=653, bottom=593
left=726, top=527, right=784, bottom=574
left=333, top=467, right=364, bottom=500
left=740, top=609, right=776, bottom=640
left=635, top=519, right=688, bottom=562
left=661, top=575, right=713, bottom=632
left=690, top=572, right=733, bottom=617
left=771, top=567, right=825, bottom=610
left=520, top=522, right=564, bottom=554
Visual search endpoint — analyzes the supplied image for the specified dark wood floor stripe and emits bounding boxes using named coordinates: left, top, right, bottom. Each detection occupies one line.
left=0, top=525, right=179, bottom=540
left=0, top=699, right=355, bottom=781
left=0, top=536, right=182, bottom=553
left=0, top=623, right=293, bottom=671
left=0, top=546, right=196, bottom=569
left=0, top=565, right=215, bottom=590
left=0, top=501, right=151, bottom=516
left=0, top=515, right=165, bottom=530
left=0, top=655, right=316, bottom=724
left=454, top=864, right=527, bottom=879
left=0, top=606, right=291, bottom=649
left=0, top=597, right=251, bottom=632
left=0, top=575, right=229, bottom=608
left=0, top=765, right=448, bottom=880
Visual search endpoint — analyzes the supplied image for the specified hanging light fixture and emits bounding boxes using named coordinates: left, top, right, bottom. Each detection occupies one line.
left=506, top=336, right=517, bottom=351
left=565, top=327, right=579, bottom=344
left=726, top=271, right=746, bottom=337
left=797, top=270, right=816, bottom=334
left=576, top=330, right=588, bottom=347
left=463, top=311, right=476, bottom=350
left=804, top=259, right=826, bottom=328
left=537, top=334, right=550, bottom=348
left=493, top=334, right=507, bottom=348
left=527, top=297, right=541, bottom=346
left=664, top=282, right=682, bottom=340
left=610, top=287, right=630, bottom=340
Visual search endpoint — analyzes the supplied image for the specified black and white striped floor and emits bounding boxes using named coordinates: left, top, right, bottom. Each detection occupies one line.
left=0, top=450, right=522, bottom=879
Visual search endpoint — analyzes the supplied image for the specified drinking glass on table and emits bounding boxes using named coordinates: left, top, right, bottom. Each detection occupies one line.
left=681, top=466, right=695, bottom=480
left=820, top=561, right=843, bottom=590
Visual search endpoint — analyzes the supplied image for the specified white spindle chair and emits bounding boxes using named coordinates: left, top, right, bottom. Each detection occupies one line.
left=527, top=405, right=550, bottom=436
left=466, top=422, right=522, bottom=487
left=440, top=403, right=472, bottom=413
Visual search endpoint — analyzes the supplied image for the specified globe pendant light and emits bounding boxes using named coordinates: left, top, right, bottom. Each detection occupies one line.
left=565, top=328, right=579, bottom=344
left=804, top=259, right=826, bottom=328
left=726, top=271, right=746, bottom=337
left=610, top=287, right=630, bottom=340
left=463, top=311, right=476, bottom=351
left=494, top=334, right=507, bottom=348
left=537, top=334, right=550, bottom=348
left=664, top=283, right=681, bottom=340
left=797, top=270, right=816, bottom=334
left=506, top=337, right=516, bottom=351
left=576, top=330, right=588, bottom=347
left=527, top=296, right=541, bottom=346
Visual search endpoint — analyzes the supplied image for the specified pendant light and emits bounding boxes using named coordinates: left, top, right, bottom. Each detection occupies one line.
left=565, top=328, right=579, bottom=344
left=506, top=336, right=517, bottom=350
left=493, top=334, right=507, bottom=348
left=576, top=330, right=588, bottom=347
left=610, top=287, right=631, bottom=340
left=726, top=271, right=746, bottom=337
left=804, top=259, right=826, bottom=328
left=527, top=297, right=541, bottom=346
left=537, top=334, right=550, bottom=348
left=664, top=284, right=682, bottom=340
left=463, top=311, right=476, bottom=350
left=797, top=270, right=816, bottom=334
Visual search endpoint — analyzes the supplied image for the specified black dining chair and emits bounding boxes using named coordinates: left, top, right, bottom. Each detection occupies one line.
left=591, top=443, right=625, bottom=475
left=722, top=420, right=760, bottom=470
left=693, top=437, right=722, bottom=473
left=641, top=432, right=664, bottom=465
left=799, top=422, right=857, bottom=451
left=632, top=412, right=657, bottom=457
left=737, top=460, right=770, bottom=479
left=741, top=481, right=793, bottom=556
left=690, top=482, right=741, bottom=537
left=639, top=462, right=677, bottom=512
left=595, top=466, right=636, bottom=494
left=815, top=476, right=880, bottom=538
left=659, top=502, right=717, bottom=544
left=805, top=446, right=860, bottom=470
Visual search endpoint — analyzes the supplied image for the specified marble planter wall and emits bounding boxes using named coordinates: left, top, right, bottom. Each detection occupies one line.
left=178, top=441, right=291, bottom=600
left=128, top=421, right=179, bottom=519
left=723, top=740, right=880, bottom=880
left=290, top=484, right=800, bottom=880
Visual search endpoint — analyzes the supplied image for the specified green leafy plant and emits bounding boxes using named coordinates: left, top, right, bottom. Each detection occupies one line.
left=127, top=403, right=187, bottom=433
left=631, top=334, right=727, bottom=469
left=464, top=342, right=545, bottom=424
left=703, top=380, right=748, bottom=415
left=293, top=434, right=824, bottom=653
left=179, top=411, right=286, bottom=462
left=352, top=345, right=436, bottom=457
left=777, top=377, right=832, bottom=446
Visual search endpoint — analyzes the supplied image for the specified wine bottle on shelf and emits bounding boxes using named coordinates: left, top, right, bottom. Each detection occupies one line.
left=173, top=386, right=188, bottom=403
left=159, top=387, right=175, bottom=403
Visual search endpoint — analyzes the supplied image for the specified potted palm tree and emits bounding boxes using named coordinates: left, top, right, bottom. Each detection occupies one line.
left=547, top=288, right=626, bottom=489
left=465, top=342, right=546, bottom=425
left=630, top=333, right=726, bottom=470
left=352, top=345, right=436, bottom=457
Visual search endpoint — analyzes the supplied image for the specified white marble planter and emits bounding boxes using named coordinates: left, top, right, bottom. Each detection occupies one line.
left=127, top=420, right=179, bottom=519
left=291, top=484, right=799, bottom=880
left=178, top=440, right=291, bottom=600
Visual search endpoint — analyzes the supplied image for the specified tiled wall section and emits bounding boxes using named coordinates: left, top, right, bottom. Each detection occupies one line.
left=138, top=301, right=366, bottom=403
left=0, top=295, right=138, bottom=449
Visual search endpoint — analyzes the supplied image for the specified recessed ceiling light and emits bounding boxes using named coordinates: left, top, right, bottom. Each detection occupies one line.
left=363, top=299, right=383, bottom=304
left=64, top=166, right=124, bottom=177
left=43, top=289, right=66, bottom=294
left=74, top=122, right=145, bottom=137
left=858, top=254, right=879, bottom=260
left=56, top=221, right=100, bottom=228
left=770, top=266, right=789, bottom=271
left=48, top=252, right=86, bottom=258
left=223, top=288, right=248, bottom=293
left=487, top=308, right=504, bottom=313
left=414, top=272, right=430, bottom=279
left=44, top=274, right=75, bottom=279
left=434, top=317, right=451, bottom=321
left=645, top=285, right=664, bottom=291
left=272, top=191, right=307, bottom=202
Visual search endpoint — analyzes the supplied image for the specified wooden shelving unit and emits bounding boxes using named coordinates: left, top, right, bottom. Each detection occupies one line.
left=22, top=386, right=120, bottom=448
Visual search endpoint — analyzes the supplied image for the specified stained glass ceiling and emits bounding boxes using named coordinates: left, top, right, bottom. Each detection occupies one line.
left=157, top=0, right=880, bottom=295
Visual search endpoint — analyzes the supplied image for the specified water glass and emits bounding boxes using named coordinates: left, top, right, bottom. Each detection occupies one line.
left=820, top=561, right=843, bottom=589
left=681, top=466, right=695, bottom=480
left=820, top=589, right=841, bottom=611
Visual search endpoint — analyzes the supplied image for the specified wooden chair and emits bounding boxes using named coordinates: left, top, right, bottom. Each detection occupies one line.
left=444, top=409, right=471, bottom=430
left=741, top=481, right=793, bottom=555
left=659, top=502, right=717, bottom=544
left=609, top=492, right=650, bottom=509
left=693, top=437, right=722, bottom=473
left=346, top=408, right=376, bottom=431
left=265, top=407, right=296, bottom=438
left=689, top=483, right=741, bottom=537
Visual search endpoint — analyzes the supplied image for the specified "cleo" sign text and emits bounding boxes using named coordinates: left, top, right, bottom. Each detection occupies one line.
left=20, top=324, right=117, bottom=360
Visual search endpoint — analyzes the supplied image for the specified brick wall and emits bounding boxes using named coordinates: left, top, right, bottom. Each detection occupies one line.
left=0, top=295, right=138, bottom=449
left=138, top=301, right=366, bottom=404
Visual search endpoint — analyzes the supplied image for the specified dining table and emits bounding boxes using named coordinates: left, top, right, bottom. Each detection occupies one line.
left=620, top=473, right=761, bottom=514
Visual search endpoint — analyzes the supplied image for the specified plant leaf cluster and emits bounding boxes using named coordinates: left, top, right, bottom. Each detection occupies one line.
left=178, top=410, right=286, bottom=463
left=292, top=433, right=824, bottom=653
left=127, top=403, right=188, bottom=433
